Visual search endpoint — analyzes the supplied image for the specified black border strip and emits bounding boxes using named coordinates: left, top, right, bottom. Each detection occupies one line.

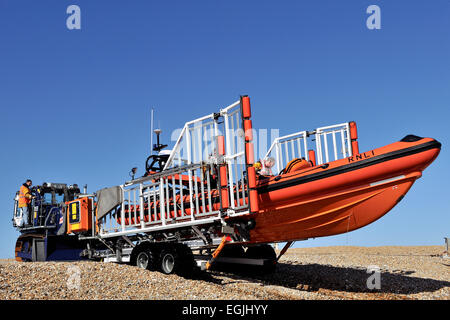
left=0, top=300, right=443, bottom=318
left=258, top=139, right=441, bottom=194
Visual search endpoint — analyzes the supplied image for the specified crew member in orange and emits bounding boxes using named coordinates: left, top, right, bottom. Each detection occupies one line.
left=18, top=179, right=33, bottom=227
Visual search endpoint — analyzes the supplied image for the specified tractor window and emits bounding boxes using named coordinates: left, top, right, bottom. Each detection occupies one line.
left=43, top=193, right=52, bottom=204
left=55, top=192, right=64, bottom=204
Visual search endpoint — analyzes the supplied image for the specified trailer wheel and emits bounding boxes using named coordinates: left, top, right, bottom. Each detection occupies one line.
left=132, top=244, right=157, bottom=271
left=136, top=251, right=151, bottom=269
left=159, top=249, right=178, bottom=274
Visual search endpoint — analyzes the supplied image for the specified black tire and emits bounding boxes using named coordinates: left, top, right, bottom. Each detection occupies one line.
left=157, top=244, right=198, bottom=276
left=131, top=245, right=157, bottom=271
left=159, top=248, right=179, bottom=274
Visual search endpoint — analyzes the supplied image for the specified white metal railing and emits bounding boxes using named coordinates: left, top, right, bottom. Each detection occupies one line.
left=265, top=130, right=309, bottom=175
left=222, top=103, right=248, bottom=211
left=164, top=100, right=248, bottom=212
left=98, top=163, right=228, bottom=237
left=97, top=100, right=252, bottom=238
left=264, top=122, right=353, bottom=174
left=315, top=123, right=352, bottom=165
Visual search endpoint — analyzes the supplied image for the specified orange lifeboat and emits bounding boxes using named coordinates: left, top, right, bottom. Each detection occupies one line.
left=250, top=135, right=441, bottom=243
left=116, top=134, right=440, bottom=245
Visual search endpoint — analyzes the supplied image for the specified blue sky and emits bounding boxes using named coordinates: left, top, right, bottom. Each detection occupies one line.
left=0, top=1, right=449, bottom=258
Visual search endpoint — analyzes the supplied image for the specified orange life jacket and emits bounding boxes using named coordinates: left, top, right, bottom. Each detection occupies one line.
left=18, top=184, right=31, bottom=208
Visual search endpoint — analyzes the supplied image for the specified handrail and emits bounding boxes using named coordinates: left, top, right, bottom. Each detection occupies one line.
left=264, top=122, right=353, bottom=173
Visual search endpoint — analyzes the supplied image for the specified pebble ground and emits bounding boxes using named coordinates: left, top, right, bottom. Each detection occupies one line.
left=0, top=246, right=448, bottom=300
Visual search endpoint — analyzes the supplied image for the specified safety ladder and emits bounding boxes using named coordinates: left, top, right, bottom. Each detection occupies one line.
left=97, top=96, right=259, bottom=238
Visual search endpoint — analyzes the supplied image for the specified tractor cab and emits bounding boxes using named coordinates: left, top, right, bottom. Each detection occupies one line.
left=13, top=182, right=80, bottom=233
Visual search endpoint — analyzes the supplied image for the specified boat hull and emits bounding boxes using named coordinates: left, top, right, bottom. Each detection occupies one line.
left=247, top=137, right=441, bottom=243
left=250, top=172, right=418, bottom=243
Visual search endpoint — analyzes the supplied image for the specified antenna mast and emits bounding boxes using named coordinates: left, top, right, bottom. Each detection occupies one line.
left=150, top=108, right=154, bottom=155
